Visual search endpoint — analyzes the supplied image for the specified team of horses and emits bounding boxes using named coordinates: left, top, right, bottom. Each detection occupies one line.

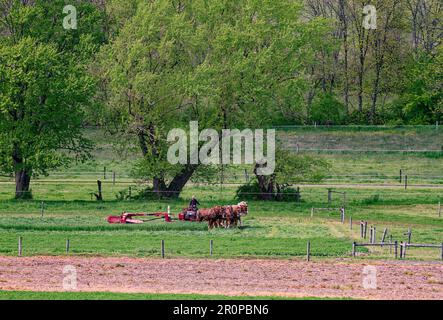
left=182, top=201, right=248, bottom=229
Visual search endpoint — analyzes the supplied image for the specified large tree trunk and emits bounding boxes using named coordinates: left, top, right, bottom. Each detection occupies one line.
left=12, top=144, right=32, bottom=199
left=136, top=123, right=198, bottom=199
left=371, top=3, right=395, bottom=124
left=150, top=166, right=197, bottom=199
left=153, top=177, right=167, bottom=197
left=370, top=63, right=382, bottom=123
left=357, top=51, right=365, bottom=113
left=254, top=163, right=274, bottom=201
left=354, top=7, right=370, bottom=115
left=338, top=0, right=349, bottom=114
left=148, top=166, right=197, bottom=199
left=15, top=169, right=31, bottom=199
left=256, top=176, right=274, bottom=200
left=165, top=165, right=198, bottom=199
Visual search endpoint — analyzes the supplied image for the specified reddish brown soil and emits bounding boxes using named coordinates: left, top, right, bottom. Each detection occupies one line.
left=0, top=256, right=441, bottom=299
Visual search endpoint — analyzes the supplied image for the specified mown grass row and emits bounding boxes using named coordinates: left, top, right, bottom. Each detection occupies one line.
left=0, top=291, right=346, bottom=300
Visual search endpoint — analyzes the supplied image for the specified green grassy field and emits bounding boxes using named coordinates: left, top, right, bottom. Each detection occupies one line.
left=0, top=291, right=348, bottom=300
left=2, top=126, right=442, bottom=185
left=0, top=127, right=441, bottom=262
left=0, top=186, right=441, bottom=260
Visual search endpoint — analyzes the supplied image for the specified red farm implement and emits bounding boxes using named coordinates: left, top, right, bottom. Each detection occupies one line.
left=107, top=212, right=172, bottom=224
left=107, top=207, right=199, bottom=224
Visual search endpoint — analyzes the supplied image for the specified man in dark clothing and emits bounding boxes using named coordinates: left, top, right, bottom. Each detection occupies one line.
left=189, top=195, right=200, bottom=212
left=186, top=195, right=200, bottom=220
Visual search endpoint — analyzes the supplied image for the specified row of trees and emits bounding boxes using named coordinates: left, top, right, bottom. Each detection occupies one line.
left=0, top=0, right=441, bottom=199
left=94, top=0, right=333, bottom=198
left=303, top=0, right=442, bottom=125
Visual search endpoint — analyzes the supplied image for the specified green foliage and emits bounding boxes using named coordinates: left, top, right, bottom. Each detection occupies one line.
left=301, top=0, right=442, bottom=125
left=96, top=0, right=330, bottom=192
left=235, top=182, right=263, bottom=201
left=0, top=38, right=93, bottom=175
left=400, top=50, right=443, bottom=124
left=383, top=50, right=443, bottom=125
left=252, top=148, right=330, bottom=200
left=359, top=194, right=381, bottom=205
left=0, top=1, right=105, bottom=55
left=236, top=182, right=302, bottom=202
left=421, top=151, right=443, bottom=159
left=0, top=1, right=106, bottom=196
left=115, top=187, right=133, bottom=201
left=310, top=94, right=347, bottom=125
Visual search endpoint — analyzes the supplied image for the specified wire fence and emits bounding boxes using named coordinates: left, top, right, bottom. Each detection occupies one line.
left=2, top=170, right=443, bottom=184
left=277, top=124, right=443, bottom=153
left=273, top=124, right=442, bottom=129
left=2, top=184, right=442, bottom=210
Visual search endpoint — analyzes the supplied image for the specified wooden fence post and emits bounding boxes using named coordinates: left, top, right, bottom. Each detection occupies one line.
left=295, top=187, right=301, bottom=203
left=18, top=236, right=22, bottom=257
left=364, top=221, right=368, bottom=239
left=340, top=208, right=345, bottom=224
left=373, top=227, right=376, bottom=244
left=352, top=242, right=356, bottom=257
left=220, top=166, right=224, bottom=193
left=369, top=226, right=373, bottom=244
left=161, top=240, right=165, bottom=258
left=399, top=169, right=402, bottom=183
left=399, top=242, right=403, bottom=259
left=381, top=228, right=388, bottom=245
left=104, top=166, right=107, bottom=180
left=307, top=241, right=311, bottom=261
left=360, top=221, right=364, bottom=238
left=95, top=180, right=103, bottom=201
left=404, top=228, right=412, bottom=244
left=40, top=201, right=45, bottom=218
left=389, top=235, right=393, bottom=254
left=210, top=240, right=213, bottom=256
left=394, top=241, right=398, bottom=259
left=66, top=239, right=70, bottom=254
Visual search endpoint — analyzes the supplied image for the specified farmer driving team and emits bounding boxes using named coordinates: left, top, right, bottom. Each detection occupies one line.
left=187, top=195, right=200, bottom=219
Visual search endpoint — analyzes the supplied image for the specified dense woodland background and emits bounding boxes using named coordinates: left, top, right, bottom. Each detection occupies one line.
left=0, top=0, right=441, bottom=198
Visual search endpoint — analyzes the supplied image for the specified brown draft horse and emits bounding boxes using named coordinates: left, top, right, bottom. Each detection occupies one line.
left=197, top=206, right=223, bottom=229
left=230, top=201, right=248, bottom=227
left=182, top=202, right=248, bottom=229
left=218, top=201, right=248, bottom=228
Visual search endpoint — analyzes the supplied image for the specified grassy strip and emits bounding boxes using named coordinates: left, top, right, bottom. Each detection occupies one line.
left=0, top=290, right=349, bottom=300
left=0, top=230, right=354, bottom=258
